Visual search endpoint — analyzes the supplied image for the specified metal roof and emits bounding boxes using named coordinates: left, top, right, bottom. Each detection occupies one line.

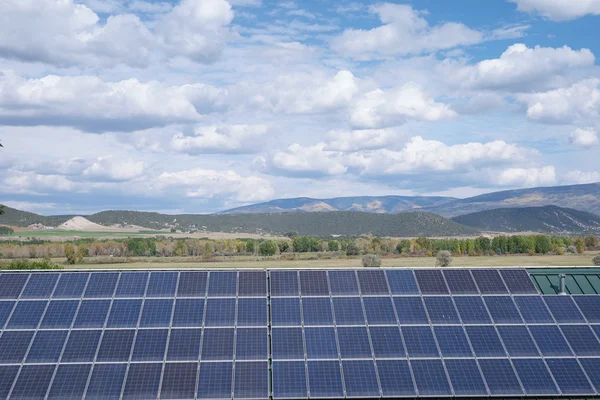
left=529, top=268, right=600, bottom=295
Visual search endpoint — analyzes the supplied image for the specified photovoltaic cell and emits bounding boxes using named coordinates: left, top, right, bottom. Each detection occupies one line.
left=472, top=270, right=508, bottom=294
left=146, top=271, right=178, bottom=297
left=512, top=358, right=559, bottom=395
left=131, top=328, right=168, bottom=361
left=40, top=300, right=78, bottom=328
left=0, top=273, right=29, bottom=299
left=580, top=358, right=600, bottom=393
left=160, top=362, right=198, bottom=400
left=96, top=329, right=135, bottom=362
left=478, top=359, right=523, bottom=395
left=544, top=296, right=586, bottom=323
left=369, top=326, right=405, bottom=358
left=328, top=270, right=359, bottom=295
left=560, top=325, right=600, bottom=356
left=61, top=329, right=102, bottom=362
left=342, top=360, right=380, bottom=397
left=139, top=298, right=173, bottom=327
left=271, top=297, right=302, bottom=326
left=73, top=299, right=111, bottom=328
left=411, top=359, right=452, bottom=396
left=302, top=297, right=333, bottom=326
left=484, top=296, right=523, bottom=324
left=205, top=298, right=236, bottom=327
left=385, top=270, right=419, bottom=295
left=453, top=296, right=491, bottom=324
left=47, top=363, right=91, bottom=400
left=307, top=361, right=344, bottom=398
left=466, top=326, right=507, bottom=357
left=236, top=298, right=267, bottom=326
left=107, top=299, right=143, bottom=328
left=0, top=301, right=15, bottom=327
left=443, top=269, right=479, bottom=294
left=85, top=363, right=127, bottom=400
left=500, top=269, right=538, bottom=294
left=394, top=297, right=429, bottom=324
left=546, top=358, right=594, bottom=395
left=207, top=271, right=237, bottom=297
left=238, top=271, right=266, bottom=297
left=272, top=361, right=307, bottom=399
left=299, top=270, right=329, bottom=296
left=20, top=273, right=59, bottom=299
left=433, top=326, right=473, bottom=357
left=122, top=362, right=163, bottom=400
left=414, top=270, right=449, bottom=294
left=337, top=326, right=372, bottom=358
left=84, top=272, right=119, bottom=298
left=115, top=272, right=148, bottom=298
left=376, top=360, right=415, bottom=397
left=332, top=297, right=366, bottom=325
left=497, top=325, right=540, bottom=357
left=423, top=297, right=460, bottom=324
left=10, top=364, right=55, bottom=400
left=357, top=270, right=389, bottom=295
left=305, top=327, right=338, bottom=359
left=172, top=298, right=204, bottom=327
left=445, top=359, right=488, bottom=396
left=402, top=326, right=439, bottom=358
left=272, top=327, right=304, bottom=360
left=177, top=271, right=207, bottom=297
left=514, top=296, right=554, bottom=323
left=53, top=272, right=89, bottom=298
left=363, top=296, right=397, bottom=325
left=529, top=325, right=573, bottom=356
left=234, top=361, right=269, bottom=399
left=167, top=328, right=201, bottom=361
left=236, top=328, right=268, bottom=360
left=270, top=271, right=299, bottom=296
left=6, top=300, right=47, bottom=328
left=26, top=330, right=68, bottom=363
left=197, top=362, right=233, bottom=399
left=0, top=366, right=19, bottom=399
left=574, top=296, right=600, bottom=322
left=201, top=328, right=234, bottom=360
left=0, top=330, right=34, bottom=363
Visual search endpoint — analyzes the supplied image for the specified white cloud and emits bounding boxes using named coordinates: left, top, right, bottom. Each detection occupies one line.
left=487, top=25, right=530, bottom=40
left=0, top=201, right=58, bottom=213
left=563, top=170, right=600, bottom=184
left=81, top=157, right=145, bottom=181
left=171, top=124, right=270, bottom=154
left=331, top=3, right=482, bottom=59
left=267, top=143, right=347, bottom=177
left=349, top=83, right=456, bottom=128
left=3, top=171, right=77, bottom=194
left=324, top=129, right=400, bottom=152
left=570, top=127, right=599, bottom=147
left=510, top=0, right=600, bottom=21
left=496, top=166, right=557, bottom=187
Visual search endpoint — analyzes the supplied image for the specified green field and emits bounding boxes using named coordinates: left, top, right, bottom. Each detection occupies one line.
left=8, top=230, right=168, bottom=238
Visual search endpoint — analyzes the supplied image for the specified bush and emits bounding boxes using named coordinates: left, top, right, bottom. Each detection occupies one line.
left=556, top=247, right=565, bottom=255
left=1, top=259, right=61, bottom=270
left=259, top=240, right=278, bottom=256
left=245, top=241, right=255, bottom=254
left=0, top=226, right=14, bottom=235
left=436, top=250, right=452, bottom=267
left=328, top=240, right=340, bottom=252
left=346, top=243, right=360, bottom=256
left=362, top=254, right=381, bottom=268
left=567, top=245, right=577, bottom=254
left=593, top=255, right=600, bottom=266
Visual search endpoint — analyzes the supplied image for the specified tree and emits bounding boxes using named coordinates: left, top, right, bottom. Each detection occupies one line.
left=593, top=255, right=600, bottom=266
left=575, top=238, right=586, bottom=254
left=362, top=254, right=381, bottom=268
left=64, top=244, right=85, bottom=265
left=328, top=240, right=340, bottom=252
left=436, top=250, right=452, bottom=267
left=346, top=243, right=360, bottom=256
left=585, top=235, right=599, bottom=249
left=259, top=240, right=277, bottom=256
left=245, top=241, right=255, bottom=254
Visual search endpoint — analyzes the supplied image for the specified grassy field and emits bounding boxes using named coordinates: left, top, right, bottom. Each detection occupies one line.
left=58, top=253, right=597, bottom=270
left=8, top=230, right=167, bottom=238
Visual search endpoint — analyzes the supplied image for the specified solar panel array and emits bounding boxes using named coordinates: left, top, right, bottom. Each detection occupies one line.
left=1, top=268, right=600, bottom=399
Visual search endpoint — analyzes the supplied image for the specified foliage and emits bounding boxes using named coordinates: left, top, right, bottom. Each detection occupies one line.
left=293, top=236, right=320, bottom=252
left=593, top=255, right=600, bottom=266
left=345, top=243, right=360, bottom=256
left=575, top=238, right=586, bottom=254
left=64, top=244, right=85, bottom=264
left=259, top=240, right=278, bottom=256
left=567, top=245, right=577, bottom=254
left=362, top=254, right=381, bottom=268
left=245, top=241, right=255, bottom=254
left=585, top=234, right=599, bottom=248
left=0, top=226, right=14, bottom=235
left=436, top=250, right=452, bottom=267
left=127, top=238, right=156, bottom=256
left=328, top=240, right=340, bottom=251
left=1, top=258, right=61, bottom=270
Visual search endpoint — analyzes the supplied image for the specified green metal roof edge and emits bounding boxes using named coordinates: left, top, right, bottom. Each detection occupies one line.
left=527, top=267, right=600, bottom=294
left=527, top=267, right=600, bottom=275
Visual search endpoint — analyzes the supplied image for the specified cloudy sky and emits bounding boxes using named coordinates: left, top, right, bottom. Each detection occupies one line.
left=1, top=0, right=600, bottom=215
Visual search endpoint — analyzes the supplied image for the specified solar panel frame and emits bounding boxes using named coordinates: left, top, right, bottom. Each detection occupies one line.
left=546, top=358, right=595, bottom=395
left=341, top=359, right=380, bottom=398
left=47, top=363, right=91, bottom=400
left=423, top=296, right=461, bottom=324
left=410, top=359, right=452, bottom=396
left=500, top=269, right=538, bottom=294
left=233, top=361, right=269, bottom=399
left=299, top=270, right=329, bottom=296
left=484, top=296, right=524, bottom=324
left=414, top=270, right=449, bottom=294
left=444, top=359, right=488, bottom=396
left=478, top=358, right=524, bottom=395
left=514, top=296, right=555, bottom=323
left=443, top=269, right=479, bottom=294
left=472, top=269, right=509, bottom=294
left=544, top=296, right=587, bottom=323
left=328, top=270, right=360, bottom=295
left=512, top=358, right=559, bottom=395
left=20, top=273, right=59, bottom=299
left=385, top=270, right=419, bottom=295
left=237, top=271, right=266, bottom=297
left=272, top=361, right=308, bottom=399
left=357, top=270, right=389, bottom=295
left=160, top=362, right=198, bottom=400
left=376, top=359, right=416, bottom=397
left=304, top=327, right=339, bottom=360
left=574, top=296, right=600, bottom=322
left=85, top=363, right=127, bottom=400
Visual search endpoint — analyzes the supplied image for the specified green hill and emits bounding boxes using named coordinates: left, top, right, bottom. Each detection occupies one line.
left=0, top=206, right=68, bottom=227
left=451, top=205, right=600, bottom=233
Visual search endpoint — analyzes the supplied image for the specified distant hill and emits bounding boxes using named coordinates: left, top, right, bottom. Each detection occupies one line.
left=0, top=206, right=68, bottom=227
left=452, top=205, right=600, bottom=233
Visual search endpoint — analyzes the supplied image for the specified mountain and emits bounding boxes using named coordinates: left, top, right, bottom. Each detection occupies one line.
left=220, top=195, right=457, bottom=214
left=0, top=206, right=69, bottom=227
left=452, top=205, right=600, bottom=233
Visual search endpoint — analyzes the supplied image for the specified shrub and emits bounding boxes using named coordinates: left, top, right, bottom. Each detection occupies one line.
left=245, top=241, right=255, bottom=254
left=328, top=240, right=340, bottom=252
left=362, top=254, right=381, bottom=268
left=567, top=245, right=577, bottom=254
left=593, top=255, right=600, bottom=266
left=2, top=259, right=61, bottom=270
left=0, top=226, right=14, bottom=235
left=556, top=247, right=565, bottom=255
left=436, top=250, right=452, bottom=267
left=259, top=240, right=278, bottom=256
left=527, top=250, right=535, bottom=256
left=346, top=243, right=360, bottom=256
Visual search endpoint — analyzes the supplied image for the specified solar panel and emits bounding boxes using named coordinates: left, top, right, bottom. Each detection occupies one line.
left=444, top=359, right=488, bottom=396
left=97, top=329, right=136, bottom=362
left=84, top=272, right=118, bottom=298
left=122, top=362, right=163, bottom=400
left=579, top=358, right=600, bottom=393
left=337, top=326, right=372, bottom=358
left=271, top=297, right=302, bottom=326
left=61, top=329, right=101, bottom=362
left=478, top=359, right=523, bottom=395
left=270, top=271, right=299, bottom=296
left=423, top=296, right=460, bottom=324
left=529, top=325, right=574, bottom=356
left=357, top=270, right=389, bottom=295
left=328, top=270, right=359, bottom=295
left=47, top=363, right=91, bottom=399
left=500, top=269, right=538, bottom=294
left=115, top=272, right=148, bottom=298
left=107, top=299, right=143, bottom=328
left=302, top=297, right=334, bottom=325
left=299, top=270, right=329, bottom=296
left=560, top=325, right=600, bottom=356
left=201, top=328, right=234, bottom=360
left=197, top=361, right=233, bottom=399
left=131, top=328, right=168, bottom=361
left=342, top=360, right=380, bottom=397
left=305, top=327, right=338, bottom=359
left=544, top=296, right=586, bottom=323
left=160, top=362, right=197, bottom=400
left=0, top=330, right=34, bottom=363
left=369, top=326, right=405, bottom=358
left=433, top=326, right=473, bottom=357
left=139, top=299, right=173, bottom=327
left=574, top=296, right=600, bottom=322
left=514, top=296, right=554, bottom=323
left=546, top=358, right=595, bottom=395
left=307, top=360, right=344, bottom=398
left=172, top=298, right=204, bottom=327
left=394, top=296, right=429, bottom=324
left=484, top=296, right=523, bottom=323
left=376, top=360, right=415, bottom=397
left=53, top=272, right=89, bottom=298
left=234, top=361, right=269, bottom=399
left=237, top=298, right=267, bottom=326
left=512, top=358, right=559, bottom=395
left=146, top=271, right=178, bottom=297
left=85, top=363, right=127, bottom=400
left=236, top=328, right=268, bottom=360
left=238, top=271, right=267, bottom=297
left=166, top=328, right=201, bottom=361
left=332, top=297, right=365, bottom=325
left=472, top=269, right=508, bottom=294
left=466, top=325, right=507, bottom=357
left=272, top=327, right=305, bottom=360
left=26, top=330, right=68, bottom=363
left=363, top=296, right=397, bottom=325
left=40, top=299, right=78, bottom=328
left=177, top=271, right=207, bottom=297
left=453, top=296, right=491, bottom=324
left=414, top=270, right=449, bottom=294
left=385, top=270, right=419, bottom=294
left=443, top=269, right=479, bottom=294
left=411, top=359, right=452, bottom=396
left=21, top=273, right=59, bottom=299
left=10, top=364, right=55, bottom=399
left=497, top=325, right=540, bottom=357
left=0, top=301, right=15, bottom=327
left=402, top=326, right=439, bottom=358
left=73, top=299, right=110, bottom=328
left=272, top=361, right=307, bottom=399
left=0, top=273, right=29, bottom=299
left=207, top=270, right=238, bottom=297
left=6, top=300, right=46, bottom=328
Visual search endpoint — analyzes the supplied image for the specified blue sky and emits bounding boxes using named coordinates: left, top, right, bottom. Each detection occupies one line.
left=1, top=0, right=599, bottom=214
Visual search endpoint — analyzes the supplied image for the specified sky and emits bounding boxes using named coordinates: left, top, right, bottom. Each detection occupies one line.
left=1, top=0, right=600, bottom=215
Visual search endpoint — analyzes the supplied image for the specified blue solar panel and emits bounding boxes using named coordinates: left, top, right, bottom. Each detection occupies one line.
left=201, top=328, right=234, bottom=360
left=139, top=298, right=173, bottom=327
left=73, top=299, right=110, bottom=328
left=272, top=327, right=304, bottom=360
left=472, top=269, right=508, bottom=294
left=332, top=297, right=365, bottom=325
left=302, top=297, right=333, bottom=325
left=385, top=270, right=419, bottom=294
left=172, top=298, right=204, bottom=327
left=167, top=328, right=201, bottom=361
left=97, top=329, right=135, bottom=362
left=357, top=270, right=389, bottom=295
left=208, top=271, right=237, bottom=297
left=529, top=325, right=573, bottom=356
left=85, top=363, right=127, bottom=400
left=574, top=296, right=600, bottom=322
left=299, top=270, right=329, bottom=296
left=424, top=296, right=460, bottom=324
left=161, top=362, right=198, bottom=400
left=21, top=273, right=59, bottom=299
left=514, top=296, right=554, bottom=323
left=443, top=270, right=479, bottom=294
left=484, top=296, right=523, bottom=323
left=433, top=326, right=473, bottom=357
left=61, top=329, right=101, bottom=362
left=0, top=330, right=34, bottom=363
left=512, top=358, right=559, bottom=395
left=342, top=360, right=380, bottom=397
left=271, top=297, right=301, bottom=326
left=272, top=361, right=307, bottom=399
left=402, top=326, right=439, bottom=357
left=237, top=298, right=267, bottom=326
left=478, top=359, right=523, bottom=395
left=107, top=299, right=142, bottom=328
left=6, top=300, right=46, bottom=328
left=115, top=272, right=148, bottom=298
left=131, top=328, right=168, bottom=361
left=236, top=328, right=268, bottom=360
left=10, top=364, right=55, bottom=400
left=26, top=330, right=68, bottom=363
left=0, top=366, right=19, bottom=399
left=453, top=296, right=491, bottom=324
left=362, top=296, right=396, bottom=325
left=205, top=298, right=236, bottom=327
left=328, top=270, right=359, bottom=295
left=47, top=363, right=91, bottom=400
left=445, top=359, right=488, bottom=396
left=377, top=359, right=415, bottom=397
left=369, top=326, right=405, bottom=358
left=580, top=358, right=600, bottom=393
left=146, top=271, right=178, bottom=298
left=53, top=272, right=89, bottom=298
left=500, top=269, right=538, bottom=294
left=0, top=273, right=29, bottom=299
left=234, top=361, right=269, bottom=399
left=84, top=272, right=119, bottom=298
left=544, top=296, right=586, bottom=323
left=560, top=325, right=600, bottom=356
left=466, top=325, right=507, bottom=357
left=177, top=271, right=207, bottom=297
left=122, top=362, right=162, bottom=400
left=497, top=325, right=540, bottom=356
left=0, top=301, right=15, bottom=327
left=197, top=361, right=233, bottom=399
left=39, top=300, right=78, bottom=328
left=305, top=327, right=338, bottom=359
left=546, top=358, right=595, bottom=395
left=337, top=326, right=372, bottom=358
left=270, top=271, right=299, bottom=296
left=307, top=361, right=344, bottom=398
left=238, top=271, right=267, bottom=297
left=394, top=296, right=429, bottom=324
left=414, top=270, right=449, bottom=294
left=411, top=359, right=452, bottom=396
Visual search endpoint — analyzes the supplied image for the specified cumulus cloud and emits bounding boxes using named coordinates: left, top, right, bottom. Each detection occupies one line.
left=349, top=83, right=456, bottom=129
left=81, top=157, right=145, bottom=181
left=264, top=143, right=348, bottom=177
left=324, top=129, right=399, bottom=152
left=569, top=127, right=599, bottom=147
left=510, top=0, right=600, bottom=21
left=496, top=166, right=557, bottom=187
left=170, top=124, right=270, bottom=154
left=563, top=170, right=600, bottom=184
left=331, top=3, right=482, bottom=59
